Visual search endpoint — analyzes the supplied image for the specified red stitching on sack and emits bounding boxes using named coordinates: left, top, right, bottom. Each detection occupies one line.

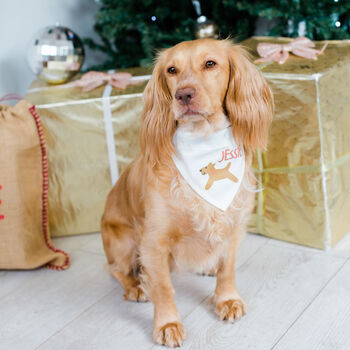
left=28, top=106, right=70, bottom=270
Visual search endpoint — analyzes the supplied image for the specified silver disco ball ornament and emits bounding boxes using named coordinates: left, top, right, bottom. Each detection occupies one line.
left=27, top=25, right=84, bottom=84
left=195, top=16, right=219, bottom=39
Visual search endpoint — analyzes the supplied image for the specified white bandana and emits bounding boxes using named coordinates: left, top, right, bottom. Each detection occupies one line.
left=172, top=126, right=245, bottom=211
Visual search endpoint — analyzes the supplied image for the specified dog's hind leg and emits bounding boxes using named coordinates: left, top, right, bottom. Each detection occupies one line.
left=111, top=269, right=148, bottom=302
left=101, top=221, right=148, bottom=302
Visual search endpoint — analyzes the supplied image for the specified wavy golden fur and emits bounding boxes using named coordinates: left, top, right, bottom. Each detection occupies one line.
left=101, top=39, right=273, bottom=348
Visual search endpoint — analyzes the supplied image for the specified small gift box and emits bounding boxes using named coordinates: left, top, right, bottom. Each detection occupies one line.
left=25, top=68, right=151, bottom=237
left=245, top=37, right=350, bottom=249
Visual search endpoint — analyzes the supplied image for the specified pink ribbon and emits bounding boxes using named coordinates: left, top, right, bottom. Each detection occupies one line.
left=72, top=71, right=134, bottom=92
left=254, top=37, right=328, bottom=64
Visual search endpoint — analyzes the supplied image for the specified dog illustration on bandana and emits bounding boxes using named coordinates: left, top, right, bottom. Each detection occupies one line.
left=200, top=162, right=239, bottom=190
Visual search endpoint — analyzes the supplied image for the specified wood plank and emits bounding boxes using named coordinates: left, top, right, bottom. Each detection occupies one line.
left=0, top=234, right=97, bottom=302
left=0, top=251, right=116, bottom=350
left=78, top=232, right=105, bottom=256
left=237, top=233, right=269, bottom=267
left=35, top=233, right=269, bottom=350
left=165, top=244, right=344, bottom=350
left=268, top=231, right=350, bottom=260
left=36, top=273, right=213, bottom=350
left=0, top=270, right=34, bottom=300
left=52, top=233, right=97, bottom=254
left=273, top=259, right=350, bottom=350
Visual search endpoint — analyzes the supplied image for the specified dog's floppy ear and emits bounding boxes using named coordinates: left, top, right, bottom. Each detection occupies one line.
left=140, top=50, right=176, bottom=166
left=224, top=42, right=273, bottom=152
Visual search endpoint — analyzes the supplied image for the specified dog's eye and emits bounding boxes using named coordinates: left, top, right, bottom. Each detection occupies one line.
left=167, top=67, right=177, bottom=74
left=205, top=60, right=216, bottom=68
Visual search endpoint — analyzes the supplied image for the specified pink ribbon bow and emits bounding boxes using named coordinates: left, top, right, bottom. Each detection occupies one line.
left=72, top=71, right=134, bottom=92
left=254, top=37, right=328, bottom=64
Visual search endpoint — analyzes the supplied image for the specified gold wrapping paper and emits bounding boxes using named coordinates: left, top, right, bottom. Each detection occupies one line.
left=245, top=37, right=350, bottom=249
left=25, top=68, right=150, bottom=237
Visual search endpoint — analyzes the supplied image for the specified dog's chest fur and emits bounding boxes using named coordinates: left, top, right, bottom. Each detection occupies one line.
left=167, top=174, right=251, bottom=273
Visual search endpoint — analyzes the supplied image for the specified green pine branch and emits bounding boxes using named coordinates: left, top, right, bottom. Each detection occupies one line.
left=85, top=0, right=350, bottom=70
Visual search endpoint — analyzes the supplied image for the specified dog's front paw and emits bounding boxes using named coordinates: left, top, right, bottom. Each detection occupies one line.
left=215, top=298, right=247, bottom=323
left=123, top=285, right=149, bottom=302
left=153, top=322, right=186, bottom=348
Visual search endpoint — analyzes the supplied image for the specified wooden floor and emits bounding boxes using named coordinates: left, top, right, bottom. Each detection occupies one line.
left=1, top=232, right=350, bottom=350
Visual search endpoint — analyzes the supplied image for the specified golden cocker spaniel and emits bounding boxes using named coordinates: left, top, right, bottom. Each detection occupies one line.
left=102, top=38, right=273, bottom=348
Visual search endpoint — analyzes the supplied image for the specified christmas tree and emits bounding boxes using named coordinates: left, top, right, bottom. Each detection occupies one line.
left=86, top=0, right=350, bottom=70
left=85, top=0, right=256, bottom=69
left=238, top=0, right=350, bottom=40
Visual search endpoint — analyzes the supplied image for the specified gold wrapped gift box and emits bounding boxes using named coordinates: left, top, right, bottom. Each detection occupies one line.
left=244, top=37, right=350, bottom=249
left=26, top=68, right=151, bottom=237
left=26, top=38, right=350, bottom=249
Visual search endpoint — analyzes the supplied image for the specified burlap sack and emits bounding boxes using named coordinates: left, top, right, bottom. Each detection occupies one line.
left=0, top=100, right=69, bottom=270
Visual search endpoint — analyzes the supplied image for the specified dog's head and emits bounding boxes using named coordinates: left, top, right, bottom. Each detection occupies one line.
left=140, top=39, right=273, bottom=166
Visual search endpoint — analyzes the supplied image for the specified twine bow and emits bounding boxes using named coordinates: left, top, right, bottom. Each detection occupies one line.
left=254, top=37, right=328, bottom=64
left=72, top=71, right=134, bottom=91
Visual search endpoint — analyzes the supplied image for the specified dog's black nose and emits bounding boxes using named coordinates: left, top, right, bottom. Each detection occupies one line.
left=175, top=87, right=196, bottom=105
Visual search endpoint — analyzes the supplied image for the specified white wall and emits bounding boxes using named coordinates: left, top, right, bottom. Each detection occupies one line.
left=0, top=0, right=102, bottom=99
